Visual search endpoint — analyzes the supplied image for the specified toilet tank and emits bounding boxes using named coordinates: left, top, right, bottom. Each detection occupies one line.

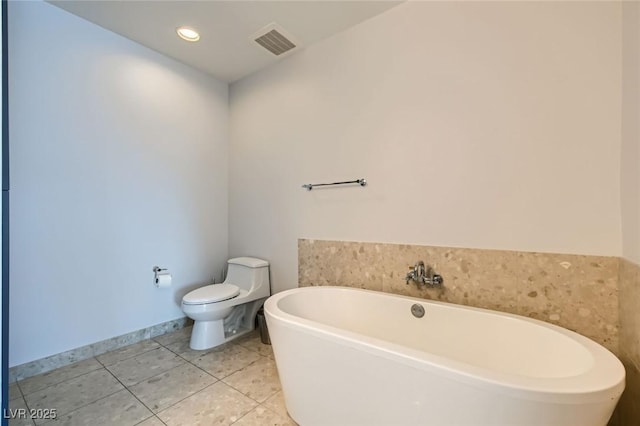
left=224, top=257, right=270, bottom=294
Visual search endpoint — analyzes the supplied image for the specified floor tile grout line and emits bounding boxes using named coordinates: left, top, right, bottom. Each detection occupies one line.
left=95, top=342, right=164, bottom=368
left=160, top=340, right=215, bottom=363
left=21, top=329, right=275, bottom=426
left=221, top=380, right=280, bottom=407
left=153, top=381, right=221, bottom=419
left=104, top=333, right=250, bottom=418
left=157, top=330, right=266, bottom=363
left=181, top=347, right=258, bottom=389
left=235, top=344, right=276, bottom=359
left=11, top=323, right=194, bottom=382
left=18, top=361, right=106, bottom=398
left=103, top=353, right=187, bottom=389
left=151, top=330, right=193, bottom=348
left=236, top=332, right=259, bottom=352
left=133, top=415, right=168, bottom=426
left=13, top=332, right=178, bottom=422
left=183, top=348, right=262, bottom=385
left=126, top=358, right=215, bottom=393
left=153, top=332, right=255, bottom=363
left=102, top=364, right=160, bottom=421
left=14, top=394, right=37, bottom=426
left=228, top=404, right=259, bottom=425
left=38, top=387, right=126, bottom=426
left=260, top=397, right=293, bottom=421
left=230, top=402, right=291, bottom=426
left=117, top=354, right=223, bottom=417
left=142, top=356, right=273, bottom=419
left=174, top=338, right=268, bottom=381
left=183, top=357, right=224, bottom=382
left=186, top=350, right=270, bottom=384
left=16, top=357, right=104, bottom=396
left=14, top=380, right=26, bottom=401
left=218, top=355, right=281, bottom=405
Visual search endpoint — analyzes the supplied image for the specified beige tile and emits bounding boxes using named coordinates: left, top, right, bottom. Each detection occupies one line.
left=381, top=245, right=521, bottom=313
left=157, top=381, right=256, bottom=426
left=153, top=327, right=193, bottom=347
left=129, top=363, right=216, bottom=413
left=222, top=357, right=280, bottom=403
left=262, top=391, right=290, bottom=420
left=192, top=344, right=261, bottom=379
left=618, top=260, right=639, bottom=426
left=96, top=340, right=160, bottom=366
left=24, top=369, right=123, bottom=424
left=299, top=239, right=621, bottom=352
left=163, top=338, right=211, bottom=362
left=234, top=406, right=296, bottom=426
left=136, top=416, right=166, bottom=426
left=233, top=332, right=274, bottom=359
left=106, top=347, right=184, bottom=387
left=378, top=244, right=447, bottom=300
left=619, top=259, right=640, bottom=364
left=516, top=252, right=619, bottom=352
left=18, top=358, right=102, bottom=396
left=298, top=239, right=326, bottom=286
left=298, top=239, right=384, bottom=291
left=50, top=389, right=152, bottom=426
left=8, top=397, right=35, bottom=426
left=300, top=240, right=521, bottom=313
left=446, top=248, right=520, bottom=313
left=10, top=382, right=22, bottom=401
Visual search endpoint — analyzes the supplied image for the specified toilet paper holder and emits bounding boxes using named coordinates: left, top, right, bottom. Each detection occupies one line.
left=153, top=266, right=172, bottom=288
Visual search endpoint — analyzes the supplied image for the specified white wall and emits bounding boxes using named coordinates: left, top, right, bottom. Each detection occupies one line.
left=229, top=1, right=622, bottom=293
left=9, top=1, right=228, bottom=366
left=622, top=1, right=640, bottom=265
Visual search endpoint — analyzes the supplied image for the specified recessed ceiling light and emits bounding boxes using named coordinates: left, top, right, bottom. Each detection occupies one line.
left=176, top=26, right=200, bottom=42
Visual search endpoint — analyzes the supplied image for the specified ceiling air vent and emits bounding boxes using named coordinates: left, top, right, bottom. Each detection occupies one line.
left=253, top=23, right=298, bottom=56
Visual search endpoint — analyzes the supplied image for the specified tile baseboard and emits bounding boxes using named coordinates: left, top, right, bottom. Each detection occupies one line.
left=9, top=317, right=193, bottom=382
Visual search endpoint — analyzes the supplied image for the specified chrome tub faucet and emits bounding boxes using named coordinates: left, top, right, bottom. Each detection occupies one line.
left=405, top=261, right=443, bottom=288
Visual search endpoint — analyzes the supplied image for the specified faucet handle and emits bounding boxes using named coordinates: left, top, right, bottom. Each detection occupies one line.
left=425, top=266, right=443, bottom=287
left=431, top=274, right=444, bottom=286
left=405, top=269, right=415, bottom=284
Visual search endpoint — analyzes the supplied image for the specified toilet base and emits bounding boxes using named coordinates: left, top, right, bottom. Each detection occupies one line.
left=188, top=298, right=268, bottom=350
left=190, top=319, right=226, bottom=350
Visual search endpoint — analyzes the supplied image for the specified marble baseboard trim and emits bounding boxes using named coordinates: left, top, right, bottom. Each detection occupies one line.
left=9, top=317, right=193, bottom=382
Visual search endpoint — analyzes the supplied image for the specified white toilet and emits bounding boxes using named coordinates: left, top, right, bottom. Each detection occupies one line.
left=181, top=257, right=270, bottom=350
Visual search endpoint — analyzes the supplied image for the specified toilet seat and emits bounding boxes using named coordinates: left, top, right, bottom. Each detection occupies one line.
left=183, top=284, right=240, bottom=305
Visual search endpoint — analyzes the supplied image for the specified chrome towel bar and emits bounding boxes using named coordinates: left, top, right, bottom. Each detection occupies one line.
left=302, top=178, right=367, bottom=191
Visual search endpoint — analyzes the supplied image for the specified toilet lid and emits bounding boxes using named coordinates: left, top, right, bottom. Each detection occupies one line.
left=182, top=284, right=240, bottom=305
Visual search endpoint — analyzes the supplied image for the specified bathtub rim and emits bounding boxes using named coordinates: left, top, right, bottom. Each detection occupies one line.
left=264, top=286, right=625, bottom=405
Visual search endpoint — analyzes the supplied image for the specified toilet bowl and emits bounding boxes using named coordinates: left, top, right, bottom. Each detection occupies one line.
left=181, top=257, right=270, bottom=350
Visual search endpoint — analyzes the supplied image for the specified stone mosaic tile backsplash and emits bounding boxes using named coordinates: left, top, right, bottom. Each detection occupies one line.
left=298, top=239, right=619, bottom=353
left=618, top=258, right=640, bottom=425
left=620, top=258, right=640, bottom=367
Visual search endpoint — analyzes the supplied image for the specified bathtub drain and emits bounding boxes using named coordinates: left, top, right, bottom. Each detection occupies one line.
left=411, top=304, right=425, bottom=318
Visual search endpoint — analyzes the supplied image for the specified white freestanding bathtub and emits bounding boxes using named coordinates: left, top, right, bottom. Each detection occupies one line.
left=264, top=286, right=625, bottom=426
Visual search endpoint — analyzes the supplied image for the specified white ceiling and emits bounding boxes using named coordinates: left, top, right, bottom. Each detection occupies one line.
left=49, top=0, right=403, bottom=83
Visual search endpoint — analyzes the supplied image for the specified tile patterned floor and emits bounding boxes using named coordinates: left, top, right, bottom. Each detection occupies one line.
left=8, top=329, right=296, bottom=426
